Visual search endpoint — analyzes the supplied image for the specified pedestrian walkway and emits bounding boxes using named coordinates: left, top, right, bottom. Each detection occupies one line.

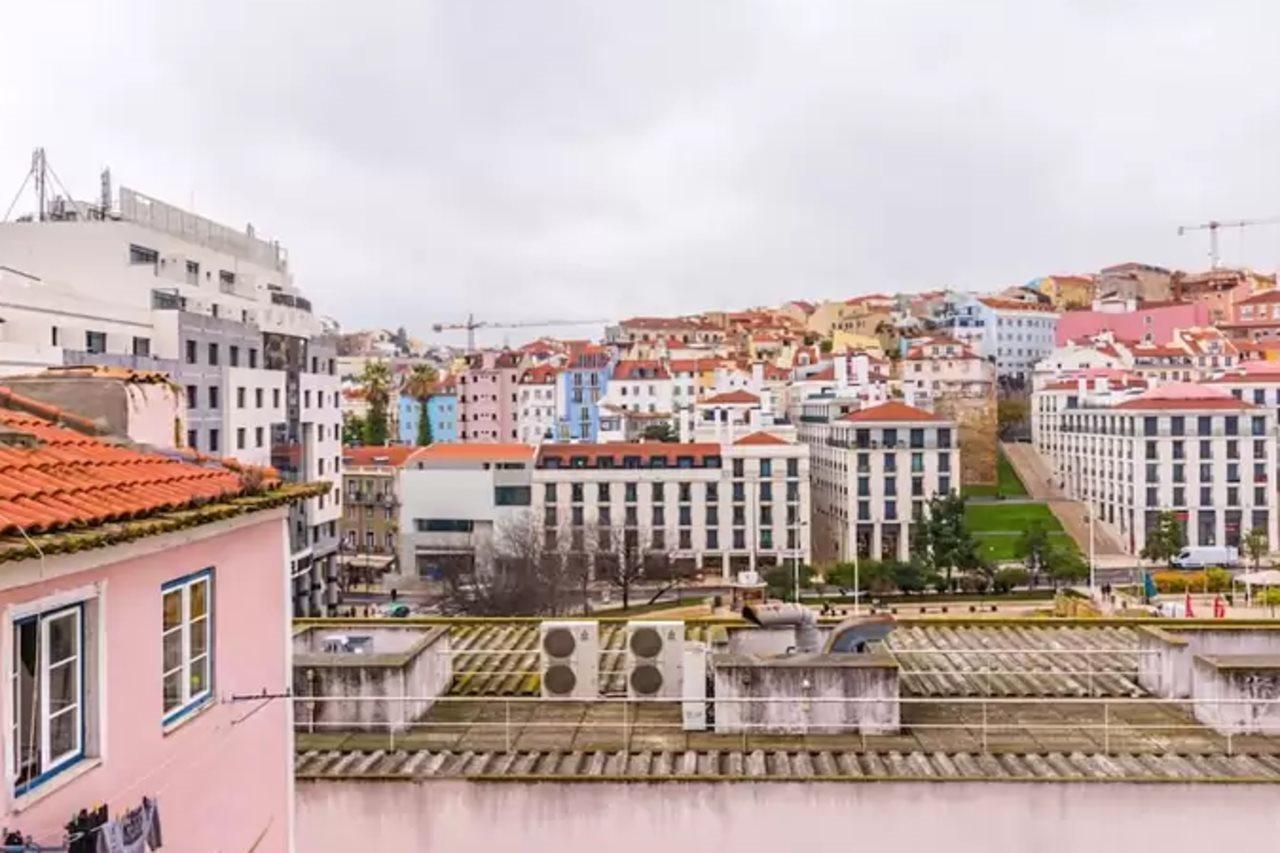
left=1000, top=441, right=1127, bottom=558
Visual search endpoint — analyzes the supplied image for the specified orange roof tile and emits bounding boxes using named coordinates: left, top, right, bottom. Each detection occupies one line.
left=536, top=442, right=720, bottom=467
left=0, top=388, right=277, bottom=537
left=612, top=360, right=671, bottom=381
left=343, top=445, right=421, bottom=467
left=701, top=390, right=760, bottom=405
left=407, top=443, right=534, bottom=465
left=841, top=401, right=941, bottom=422
left=734, top=431, right=790, bottom=446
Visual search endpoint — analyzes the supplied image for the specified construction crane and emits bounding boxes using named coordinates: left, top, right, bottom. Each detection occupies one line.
left=432, top=313, right=609, bottom=352
left=1177, top=216, right=1280, bottom=269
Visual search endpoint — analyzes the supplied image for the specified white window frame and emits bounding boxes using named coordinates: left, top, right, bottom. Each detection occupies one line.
left=161, top=569, right=214, bottom=727
left=10, top=605, right=84, bottom=796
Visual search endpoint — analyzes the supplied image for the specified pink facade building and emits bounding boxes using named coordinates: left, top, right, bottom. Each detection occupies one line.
left=457, top=350, right=520, bottom=443
left=1055, top=300, right=1209, bottom=347
left=0, top=389, right=319, bottom=850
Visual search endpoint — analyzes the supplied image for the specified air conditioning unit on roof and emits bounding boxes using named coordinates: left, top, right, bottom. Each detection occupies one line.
left=626, top=620, right=684, bottom=700
left=539, top=620, right=599, bottom=699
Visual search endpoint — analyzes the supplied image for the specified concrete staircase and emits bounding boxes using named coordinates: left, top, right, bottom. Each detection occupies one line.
left=1000, top=441, right=1128, bottom=558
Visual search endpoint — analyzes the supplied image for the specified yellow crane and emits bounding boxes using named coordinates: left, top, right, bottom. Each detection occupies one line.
left=432, top=313, right=609, bottom=351
left=1178, top=216, right=1280, bottom=269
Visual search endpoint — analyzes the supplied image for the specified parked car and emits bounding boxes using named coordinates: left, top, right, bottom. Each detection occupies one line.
left=1170, top=546, right=1239, bottom=569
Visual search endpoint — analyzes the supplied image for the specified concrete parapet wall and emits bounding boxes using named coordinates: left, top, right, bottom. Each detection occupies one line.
left=1138, top=626, right=1280, bottom=700
left=294, top=626, right=452, bottom=732
left=712, top=653, right=899, bottom=735
left=1191, top=655, right=1280, bottom=735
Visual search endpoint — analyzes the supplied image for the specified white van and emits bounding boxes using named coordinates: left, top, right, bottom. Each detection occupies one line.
left=1170, top=545, right=1239, bottom=569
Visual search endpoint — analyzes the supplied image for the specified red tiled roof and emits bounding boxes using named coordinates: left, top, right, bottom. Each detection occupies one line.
left=612, top=360, right=671, bottom=381
left=841, top=401, right=941, bottom=422
left=406, top=443, right=534, bottom=465
left=0, top=389, right=275, bottom=537
left=734, top=431, right=789, bottom=446
left=519, top=365, right=559, bottom=384
left=1236, top=290, right=1280, bottom=306
left=701, top=390, right=760, bottom=405
left=536, top=442, right=720, bottom=468
left=343, top=445, right=420, bottom=467
left=1112, top=382, right=1253, bottom=411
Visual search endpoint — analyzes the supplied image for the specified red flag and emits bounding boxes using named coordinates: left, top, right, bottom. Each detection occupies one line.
left=1184, top=590, right=1194, bottom=618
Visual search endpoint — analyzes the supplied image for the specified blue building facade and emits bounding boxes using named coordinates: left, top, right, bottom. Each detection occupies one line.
left=398, top=393, right=458, bottom=444
left=556, top=347, right=613, bottom=441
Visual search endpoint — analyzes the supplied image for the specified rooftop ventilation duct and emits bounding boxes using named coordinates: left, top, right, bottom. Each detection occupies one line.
left=742, top=602, right=819, bottom=655
left=823, top=614, right=896, bottom=654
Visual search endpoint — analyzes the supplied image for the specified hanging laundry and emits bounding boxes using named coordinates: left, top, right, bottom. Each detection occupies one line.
left=94, top=798, right=161, bottom=853
left=67, top=805, right=110, bottom=853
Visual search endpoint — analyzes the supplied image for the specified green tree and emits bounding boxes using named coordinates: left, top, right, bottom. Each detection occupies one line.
left=1016, top=520, right=1050, bottom=587
left=1244, top=527, right=1269, bottom=571
left=764, top=564, right=813, bottom=600
left=1140, top=510, right=1184, bottom=569
left=997, top=397, right=1030, bottom=440
left=641, top=422, right=677, bottom=442
left=1045, top=542, right=1088, bottom=587
left=342, top=412, right=366, bottom=446
left=913, top=492, right=982, bottom=590
left=993, top=567, right=1031, bottom=594
left=402, top=364, right=439, bottom=446
left=360, top=360, right=392, bottom=446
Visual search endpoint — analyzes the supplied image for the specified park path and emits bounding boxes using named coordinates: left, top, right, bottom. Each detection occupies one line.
left=1000, top=441, right=1128, bottom=558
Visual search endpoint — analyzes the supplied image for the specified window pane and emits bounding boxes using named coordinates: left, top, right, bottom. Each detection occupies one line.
left=163, top=589, right=182, bottom=631
left=163, top=671, right=183, bottom=712
left=163, top=630, right=184, bottom=674
left=189, top=655, right=209, bottom=697
left=47, top=613, right=76, bottom=665
left=47, top=660, right=76, bottom=714
left=48, top=707, right=77, bottom=762
left=189, top=580, right=208, bottom=620
left=189, top=616, right=208, bottom=660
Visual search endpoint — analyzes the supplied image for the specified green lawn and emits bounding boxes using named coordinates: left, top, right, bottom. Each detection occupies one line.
left=964, top=501, right=1078, bottom=562
left=962, top=450, right=1029, bottom=499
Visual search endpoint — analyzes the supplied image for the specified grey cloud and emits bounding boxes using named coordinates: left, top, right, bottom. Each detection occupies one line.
left=4, top=0, right=1280, bottom=347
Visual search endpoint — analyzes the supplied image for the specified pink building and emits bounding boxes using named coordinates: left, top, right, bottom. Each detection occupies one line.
left=0, top=389, right=320, bottom=850
left=1055, top=300, right=1209, bottom=347
left=457, top=350, right=520, bottom=443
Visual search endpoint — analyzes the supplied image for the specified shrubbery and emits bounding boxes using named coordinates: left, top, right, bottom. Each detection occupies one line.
left=1150, top=568, right=1232, bottom=593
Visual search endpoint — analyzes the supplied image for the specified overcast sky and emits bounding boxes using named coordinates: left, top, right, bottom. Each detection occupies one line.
left=5, top=1, right=1280, bottom=347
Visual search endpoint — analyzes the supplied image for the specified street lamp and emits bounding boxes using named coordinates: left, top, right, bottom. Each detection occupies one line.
left=792, top=518, right=810, bottom=603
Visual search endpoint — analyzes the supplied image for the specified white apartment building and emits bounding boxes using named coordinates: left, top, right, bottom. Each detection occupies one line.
left=0, top=184, right=343, bottom=614
left=516, top=364, right=558, bottom=444
left=532, top=437, right=811, bottom=578
left=799, top=399, right=959, bottom=563
left=601, top=360, right=674, bottom=415
left=938, top=295, right=1058, bottom=382
left=1032, top=380, right=1278, bottom=554
left=396, top=443, right=536, bottom=584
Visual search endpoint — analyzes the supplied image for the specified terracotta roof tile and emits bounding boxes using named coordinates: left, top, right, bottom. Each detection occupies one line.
left=407, top=443, right=534, bottom=465
left=841, top=401, right=942, bottom=422
left=734, top=431, right=790, bottom=446
left=701, top=390, right=760, bottom=404
left=343, top=445, right=421, bottom=467
left=0, top=395, right=275, bottom=538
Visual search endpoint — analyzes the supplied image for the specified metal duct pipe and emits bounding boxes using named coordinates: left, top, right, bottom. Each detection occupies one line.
left=823, top=614, right=896, bottom=654
left=742, top=602, right=820, bottom=654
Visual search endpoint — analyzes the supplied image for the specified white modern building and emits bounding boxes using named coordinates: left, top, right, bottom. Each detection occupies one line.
left=532, top=436, right=811, bottom=578
left=396, top=443, right=536, bottom=583
left=799, top=400, right=959, bottom=563
left=937, top=295, right=1059, bottom=382
left=0, top=183, right=342, bottom=613
left=1032, top=380, right=1278, bottom=555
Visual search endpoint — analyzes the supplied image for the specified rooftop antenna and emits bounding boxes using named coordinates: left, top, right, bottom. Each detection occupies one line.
left=32, top=148, right=47, bottom=221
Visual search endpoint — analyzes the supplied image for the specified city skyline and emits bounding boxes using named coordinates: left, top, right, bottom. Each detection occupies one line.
left=8, top=1, right=1280, bottom=336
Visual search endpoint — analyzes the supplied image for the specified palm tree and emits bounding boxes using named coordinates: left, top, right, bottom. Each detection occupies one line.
left=360, top=360, right=393, bottom=445
left=402, top=364, right=438, bottom=445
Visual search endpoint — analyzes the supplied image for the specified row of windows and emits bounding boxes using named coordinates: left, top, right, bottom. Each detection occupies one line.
left=13, top=569, right=213, bottom=797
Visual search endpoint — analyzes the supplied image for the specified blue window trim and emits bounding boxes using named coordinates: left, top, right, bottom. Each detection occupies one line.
left=13, top=603, right=87, bottom=798
left=161, top=567, right=215, bottom=727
